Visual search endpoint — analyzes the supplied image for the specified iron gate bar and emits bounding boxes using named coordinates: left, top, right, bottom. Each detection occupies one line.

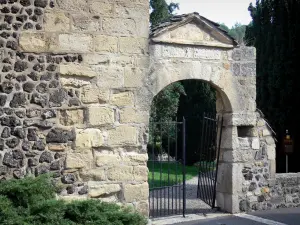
left=196, top=112, right=223, bottom=208
left=182, top=117, right=186, bottom=217
left=149, top=119, right=186, bottom=218
left=212, top=115, right=223, bottom=208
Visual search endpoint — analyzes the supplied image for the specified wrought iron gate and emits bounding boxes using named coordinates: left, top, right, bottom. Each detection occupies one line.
left=148, top=119, right=186, bottom=218
left=196, top=112, right=223, bottom=208
left=148, top=114, right=223, bottom=218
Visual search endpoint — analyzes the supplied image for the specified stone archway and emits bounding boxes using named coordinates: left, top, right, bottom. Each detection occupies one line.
left=143, top=13, right=275, bottom=214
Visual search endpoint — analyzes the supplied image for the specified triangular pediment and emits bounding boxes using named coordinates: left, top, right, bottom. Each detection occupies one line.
left=150, top=13, right=237, bottom=48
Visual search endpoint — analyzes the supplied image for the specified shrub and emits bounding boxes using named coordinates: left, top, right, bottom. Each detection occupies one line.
left=0, top=175, right=147, bottom=225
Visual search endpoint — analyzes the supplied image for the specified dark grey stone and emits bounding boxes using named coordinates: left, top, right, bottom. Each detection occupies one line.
left=11, top=4, right=20, bottom=13
left=39, top=151, right=53, bottom=163
left=69, top=98, right=81, bottom=107
left=27, top=128, right=38, bottom=141
left=0, top=166, right=8, bottom=175
left=22, top=140, right=31, bottom=151
left=1, top=116, right=21, bottom=127
left=264, top=173, right=270, bottom=179
left=37, top=56, right=45, bottom=63
left=62, top=174, right=76, bottom=184
left=36, top=24, right=42, bottom=30
left=249, top=182, right=258, bottom=191
left=3, top=152, right=19, bottom=168
left=46, top=128, right=75, bottom=143
left=33, top=140, right=46, bottom=151
left=67, top=185, right=76, bottom=194
left=54, top=152, right=64, bottom=159
left=34, top=8, right=43, bottom=16
left=50, top=160, right=60, bottom=170
left=5, top=138, right=20, bottom=148
left=25, top=8, right=33, bottom=16
left=1, top=127, right=10, bottom=138
left=20, top=0, right=31, bottom=6
left=0, top=81, right=14, bottom=94
left=15, top=110, right=26, bottom=118
left=25, top=151, right=38, bottom=157
left=4, top=15, right=13, bottom=24
left=14, top=61, right=28, bottom=72
left=16, top=75, right=27, bottom=82
left=78, top=185, right=88, bottom=195
left=255, top=174, right=261, bottom=181
left=49, top=80, right=59, bottom=88
left=0, top=139, right=5, bottom=151
left=244, top=172, right=253, bottom=180
left=10, top=92, right=27, bottom=108
left=2, top=65, right=12, bottom=72
left=28, top=72, right=39, bottom=81
left=42, top=109, right=56, bottom=119
left=0, top=32, right=10, bottom=39
left=0, top=94, right=7, bottom=106
left=23, top=22, right=34, bottom=30
left=23, top=82, right=35, bottom=93
left=241, top=47, right=256, bottom=60
left=40, top=72, right=52, bottom=81
left=232, top=49, right=241, bottom=61
left=3, top=108, right=13, bottom=115
left=33, top=120, right=54, bottom=129
left=15, top=83, right=21, bottom=91
left=34, top=0, right=48, bottom=8
left=13, top=169, right=22, bottom=179
left=258, top=195, right=265, bottom=202
left=241, top=63, right=256, bottom=76
left=46, top=64, right=57, bottom=72
left=36, top=83, right=48, bottom=93
left=24, top=119, right=37, bottom=127
left=239, top=200, right=250, bottom=212
left=6, top=41, right=18, bottom=50
left=31, top=93, right=48, bottom=107
left=33, top=63, right=45, bottom=72
left=26, top=109, right=41, bottom=118
left=49, top=89, right=67, bottom=107
left=35, top=164, right=50, bottom=176
left=13, top=150, right=24, bottom=160
left=232, top=63, right=241, bottom=76
left=11, top=128, right=26, bottom=139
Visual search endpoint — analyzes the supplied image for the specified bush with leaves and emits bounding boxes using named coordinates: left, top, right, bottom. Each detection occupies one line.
left=0, top=175, right=147, bottom=225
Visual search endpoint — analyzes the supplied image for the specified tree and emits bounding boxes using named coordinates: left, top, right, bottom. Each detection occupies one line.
left=149, top=0, right=182, bottom=157
left=219, top=23, right=247, bottom=44
left=247, top=0, right=300, bottom=172
left=150, top=0, right=179, bottom=27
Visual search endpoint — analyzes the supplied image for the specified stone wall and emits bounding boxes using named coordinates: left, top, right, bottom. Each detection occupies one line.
left=232, top=111, right=277, bottom=212
left=0, top=0, right=150, bottom=216
left=271, top=173, right=300, bottom=208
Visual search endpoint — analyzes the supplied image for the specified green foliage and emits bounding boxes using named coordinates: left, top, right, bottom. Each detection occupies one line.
left=247, top=0, right=300, bottom=172
left=0, top=175, right=55, bottom=208
left=150, top=0, right=179, bottom=28
left=178, top=81, right=216, bottom=165
left=219, top=23, right=247, bottom=44
left=0, top=176, right=147, bottom=225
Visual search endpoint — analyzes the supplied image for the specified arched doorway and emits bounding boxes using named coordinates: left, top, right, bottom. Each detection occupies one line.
left=147, top=79, right=227, bottom=218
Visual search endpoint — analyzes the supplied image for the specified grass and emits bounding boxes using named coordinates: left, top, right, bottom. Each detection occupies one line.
left=148, top=161, right=216, bottom=189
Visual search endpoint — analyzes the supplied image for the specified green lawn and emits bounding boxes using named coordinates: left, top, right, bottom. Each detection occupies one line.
left=148, top=161, right=216, bottom=189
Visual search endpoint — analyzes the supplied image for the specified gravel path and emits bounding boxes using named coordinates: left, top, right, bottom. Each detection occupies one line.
left=150, top=174, right=217, bottom=217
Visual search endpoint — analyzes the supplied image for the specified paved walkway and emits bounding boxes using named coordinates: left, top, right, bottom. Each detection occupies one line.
left=150, top=175, right=216, bottom=218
